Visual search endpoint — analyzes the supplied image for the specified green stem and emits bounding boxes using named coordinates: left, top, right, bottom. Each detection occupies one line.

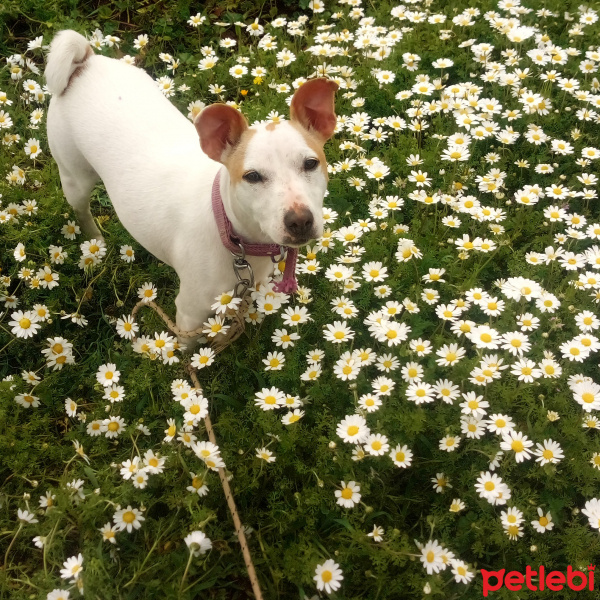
left=179, top=551, right=194, bottom=594
left=4, top=523, right=23, bottom=573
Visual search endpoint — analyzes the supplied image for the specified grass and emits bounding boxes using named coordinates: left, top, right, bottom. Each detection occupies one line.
left=1, top=0, right=600, bottom=598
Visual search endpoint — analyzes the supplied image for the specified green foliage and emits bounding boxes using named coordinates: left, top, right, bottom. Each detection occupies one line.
left=1, top=0, right=600, bottom=599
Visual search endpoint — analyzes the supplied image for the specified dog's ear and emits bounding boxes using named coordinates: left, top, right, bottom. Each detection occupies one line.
left=290, top=78, right=338, bottom=141
left=195, top=104, right=249, bottom=162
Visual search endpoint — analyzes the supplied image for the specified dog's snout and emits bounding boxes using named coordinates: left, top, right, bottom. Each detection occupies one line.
left=284, top=207, right=314, bottom=238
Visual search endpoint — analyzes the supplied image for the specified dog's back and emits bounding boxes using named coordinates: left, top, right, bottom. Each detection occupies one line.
left=45, top=30, right=215, bottom=266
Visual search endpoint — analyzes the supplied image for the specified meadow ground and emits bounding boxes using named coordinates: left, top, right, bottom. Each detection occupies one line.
left=1, top=0, right=600, bottom=598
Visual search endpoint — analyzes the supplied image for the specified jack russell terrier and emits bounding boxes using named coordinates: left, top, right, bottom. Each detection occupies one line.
left=45, top=30, right=337, bottom=341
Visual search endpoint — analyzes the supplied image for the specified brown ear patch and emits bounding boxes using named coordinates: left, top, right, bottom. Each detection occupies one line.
left=222, top=128, right=257, bottom=185
left=195, top=104, right=249, bottom=163
left=290, top=78, right=338, bottom=142
left=289, top=121, right=328, bottom=181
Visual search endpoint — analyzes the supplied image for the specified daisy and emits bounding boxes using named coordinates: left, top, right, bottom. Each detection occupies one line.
left=486, top=414, right=515, bottom=436
left=336, top=414, right=370, bottom=444
left=37, top=266, right=59, bottom=289
left=469, top=325, right=501, bottom=349
left=390, top=444, right=413, bottom=468
left=358, top=393, right=382, bottom=413
left=185, top=531, right=212, bottom=556
left=137, top=282, right=157, bottom=303
left=96, top=363, right=120, bottom=387
left=254, top=387, right=285, bottom=411
left=532, top=508, right=554, bottom=533
left=113, top=505, right=145, bottom=533
left=119, top=245, right=135, bottom=262
left=572, top=381, right=600, bottom=411
left=532, top=440, right=564, bottom=465
left=500, top=331, right=530, bottom=356
left=335, top=481, right=361, bottom=509
left=435, top=343, right=465, bottom=366
left=314, top=559, right=343, bottom=595
left=59, top=554, right=83, bottom=581
left=406, top=381, right=435, bottom=405
left=419, top=540, right=446, bottom=574
left=373, top=320, right=411, bottom=346
left=433, top=379, right=460, bottom=404
left=9, top=310, right=40, bottom=339
left=510, top=358, right=542, bottom=383
left=475, top=472, right=506, bottom=503
left=191, top=348, right=216, bottom=369
left=282, top=409, right=304, bottom=425
left=451, top=560, right=474, bottom=584
left=15, top=392, right=40, bottom=408
left=114, top=307, right=140, bottom=337
left=323, top=321, right=355, bottom=344
left=517, top=313, right=540, bottom=331
left=409, top=338, right=432, bottom=357
left=449, top=498, right=466, bottom=513
left=439, top=436, right=460, bottom=452
left=432, top=472, right=451, bottom=493
left=24, top=138, right=42, bottom=159
left=500, top=431, right=534, bottom=462
left=500, top=507, right=524, bottom=532
left=461, top=416, right=486, bottom=440
left=460, top=392, right=489, bottom=418
left=559, top=339, right=589, bottom=363
left=263, top=351, right=285, bottom=371
left=187, top=473, right=209, bottom=496
left=104, top=416, right=126, bottom=438
left=256, top=447, right=276, bottom=463
left=364, top=433, right=389, bottom=456
left=301, top=364, right=322, bottom=381
left=505, top=523, right=524, bottom=541
left=376, top=353, right=400, bottom=371
left=132, top=469, right=149, bottom=489
left=367, top=525, right=384, bottom=542
left=100, top=522, right=118, bottom=544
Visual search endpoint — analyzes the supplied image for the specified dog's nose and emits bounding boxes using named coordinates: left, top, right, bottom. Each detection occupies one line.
left=284, top=207, right=314, bottom=239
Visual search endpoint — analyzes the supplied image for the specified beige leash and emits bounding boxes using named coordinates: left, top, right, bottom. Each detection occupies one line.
left=129, top=297, right=264, bottom=600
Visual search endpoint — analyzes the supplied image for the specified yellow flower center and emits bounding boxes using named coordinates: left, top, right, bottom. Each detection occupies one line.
left=122, top=511, right=135, bottom=523
left=512, top=440, right=524, bottom=452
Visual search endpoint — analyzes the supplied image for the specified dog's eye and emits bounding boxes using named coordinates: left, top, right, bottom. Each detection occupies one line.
left=304, top=158, right=319, bottom=171
left=243, top=170, right=263, bottom=183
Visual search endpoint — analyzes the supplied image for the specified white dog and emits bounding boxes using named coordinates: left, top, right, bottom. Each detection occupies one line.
left=45, top=30, right=337, bottom=339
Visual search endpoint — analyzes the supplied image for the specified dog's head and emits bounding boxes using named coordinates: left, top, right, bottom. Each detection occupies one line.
left=194, top=78, right=338, bottom=247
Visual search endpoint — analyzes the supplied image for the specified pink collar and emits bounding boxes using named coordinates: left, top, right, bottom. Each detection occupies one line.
left=211, top=170, right=298, bottom=294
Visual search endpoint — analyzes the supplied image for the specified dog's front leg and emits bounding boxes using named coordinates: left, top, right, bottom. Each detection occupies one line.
left=174, top=279, right=213, bottom=347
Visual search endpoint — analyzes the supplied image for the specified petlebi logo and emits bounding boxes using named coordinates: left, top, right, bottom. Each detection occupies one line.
left=481, top=565, right=595, bottom=596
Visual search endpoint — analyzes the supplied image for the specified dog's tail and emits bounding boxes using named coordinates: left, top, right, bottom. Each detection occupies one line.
left=45, top=30, right=93, bottom=95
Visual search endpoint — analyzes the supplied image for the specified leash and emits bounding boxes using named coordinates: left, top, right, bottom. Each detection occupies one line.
left=122, top=169, right=310, bottom=598
left=129, top=296, right=262, bottom=600
left=119, top=169, right=319, bottom=599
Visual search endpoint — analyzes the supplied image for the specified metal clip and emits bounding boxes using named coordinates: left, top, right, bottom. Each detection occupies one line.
left=230, top=242, right=254, bottom=299
left=270, top=245, right=287, bottom=263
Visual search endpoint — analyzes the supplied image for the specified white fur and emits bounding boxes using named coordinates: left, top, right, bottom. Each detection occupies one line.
left=46, top=30, right=327, bottom=340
